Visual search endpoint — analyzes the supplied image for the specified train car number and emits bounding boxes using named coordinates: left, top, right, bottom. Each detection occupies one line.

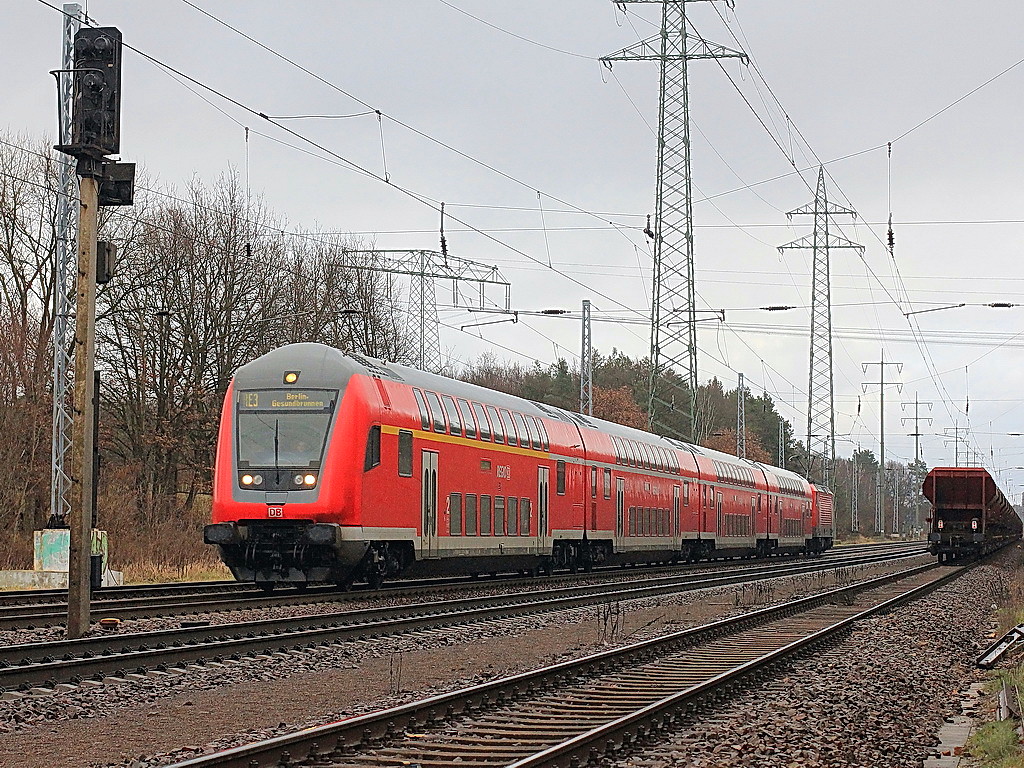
left=496, top=465, right=511, bottom=480
left=267, top=506, right=284, bottom=518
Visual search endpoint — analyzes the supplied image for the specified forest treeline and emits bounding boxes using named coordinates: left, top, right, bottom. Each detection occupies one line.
left=0, top=134, right=920, bottom=574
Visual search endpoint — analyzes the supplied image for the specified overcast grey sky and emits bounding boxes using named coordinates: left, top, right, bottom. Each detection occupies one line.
left=8, top=1, right=1024, bottom=486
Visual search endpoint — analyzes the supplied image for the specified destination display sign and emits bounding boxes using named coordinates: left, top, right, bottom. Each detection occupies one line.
left=237, top=389, right=335, bottom=411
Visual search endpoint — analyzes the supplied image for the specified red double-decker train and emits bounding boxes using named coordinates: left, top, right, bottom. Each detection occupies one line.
left=204, top=344, right=834, bottom=588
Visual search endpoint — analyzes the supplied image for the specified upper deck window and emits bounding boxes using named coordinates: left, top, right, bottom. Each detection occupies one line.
left=424, top=391, right=447, bottom=433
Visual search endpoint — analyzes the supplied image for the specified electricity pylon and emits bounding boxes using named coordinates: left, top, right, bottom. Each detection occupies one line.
left=346, top=250, right=510, bottom=373
left=779, top=167, right=862, bottom=488
left=601, top=0, right=746, bottom=442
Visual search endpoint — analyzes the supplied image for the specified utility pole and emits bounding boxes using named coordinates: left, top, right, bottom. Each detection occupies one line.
left=736, top=372, right=746, bottom=459
left=901, top=393, right=933, bottom=464
left=50, top=3, right=85, bottom=528
left=944, top=422, right=969, bottom=467
left=778, top=419, right=785, bottom=469
left=779, top=167, right=862, bottom=488
left=55, top=25, right=134, bottom=638
left=851, top=443, right=860, bottom=533
left=901, top=393, right=932, bottom=532
left=862, top=349, right=902, bottom=534
left=601, top=1, right=746, bottom=443
left=580, top=299, right=593, bottom=416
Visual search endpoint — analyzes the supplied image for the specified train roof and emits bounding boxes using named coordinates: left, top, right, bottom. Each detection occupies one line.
left=237, top=344, right=809, bottom=488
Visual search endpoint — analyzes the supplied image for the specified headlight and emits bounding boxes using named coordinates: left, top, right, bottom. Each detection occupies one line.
left=252, top=474, right=263, bottom=485
left=293, top=474, right=304, bottom=486
left=303, top=474, right=317, bottom=486
left=241, top=474, right=254, bottom=486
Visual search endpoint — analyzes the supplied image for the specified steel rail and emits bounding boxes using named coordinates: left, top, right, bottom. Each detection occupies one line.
left=164, top=561, right=962, bottom=768
left=0, top=542, right=924, bottom=630
left=0, top=547, right=927, bottom=692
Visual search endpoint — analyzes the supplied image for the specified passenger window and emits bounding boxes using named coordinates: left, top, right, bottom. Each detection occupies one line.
left=480, top=495, right=492, bottom=535
left=398, top=430, right=413, bottom=477
left=556, top=460, right=566, bottom=495
left=524, top=415, right=540, bottom=450
left=603, top=468, right=611, bottom=499
left=458, top=399, right=477, bottom=438
left=591, top=466, right=598, bottom=498
left=507, top=497, right=519, bottom=535
left=683, top=480, right=690, bottom=506
left=520, top=498, right=530, bottom=536
left=442, top=395, right=462, bottom=436
left=449, top=492, right=462, bottom=536
left=611, top=436, right=621, bottom=464
left=486, top=405, right=505, bottom=443
left=472, top=402, right=491, bottom=440
left=494, top=496, right=506, bottom=535
left=465, top=494, right=478, bottom=535
left=424, top=391, right=446, bottom=433
left=512, top=412, right=530, bottom=448
left=364, top=425, right=381, bottom=471
left=628, top=507, right=636, bottom=536
left=674, top=486, right=680, bottom=515
left=499, top=410, right=517, bottom=444
left=413, top=389, right=430, bottom=430
left=536, top=418, right=550, bottom=450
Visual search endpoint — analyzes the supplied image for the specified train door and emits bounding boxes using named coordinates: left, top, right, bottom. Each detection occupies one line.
left=421, top=450, right=439, bottom=558
left=716, top=492, right=724, bottom=536
left=537, top=466, right=550, bottom=549
left=616, top=478, right=625, bottom=542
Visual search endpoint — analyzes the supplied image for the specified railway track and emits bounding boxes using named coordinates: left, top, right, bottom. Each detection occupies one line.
left=0, top=541, right=922, bottom=630
left=165, top=560, right=965, bottom=768
left=0, top=544, right=926, bottom=692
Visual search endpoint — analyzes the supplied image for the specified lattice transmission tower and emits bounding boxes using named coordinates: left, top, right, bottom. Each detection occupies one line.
left=346, top=250, right=509, bottom=374
left=580, top=300, right=593, bottom=416
left=778, top=167, right=862, bottom=488
left=601, top=1, right=746, bottom=442
left=736, top=372, right=746, bottom=459
left=50, top=3, right=85, bottom=526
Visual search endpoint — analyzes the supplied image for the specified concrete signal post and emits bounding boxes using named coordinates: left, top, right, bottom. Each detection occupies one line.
left=54, top=24, right=134, bottom=638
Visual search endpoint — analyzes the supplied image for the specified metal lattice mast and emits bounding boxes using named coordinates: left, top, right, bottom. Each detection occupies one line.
left=580, top=299, right=593, bottom=416
left=901, top=392, right=933, bottom=465
left=51, top=3, right=84, bottom=526
left=736, top=372, right=746, bottom=458
left=345, top=249, right=510, bottom=374
left=779, top=167, right=862, bottom=487
left=601, top=1, right=745, bottom=442
left=851, top=445, right=860, bottom=532
left=778, top=419, right=785, bottom=468
left=413, top=250, right=441, bottom=372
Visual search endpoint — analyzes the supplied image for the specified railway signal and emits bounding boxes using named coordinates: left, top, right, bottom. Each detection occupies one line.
left=54, top=23, right=135, bottom=639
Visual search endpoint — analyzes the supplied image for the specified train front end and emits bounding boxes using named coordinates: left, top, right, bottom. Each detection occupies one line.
left=205, top=344, right=370, bottom=587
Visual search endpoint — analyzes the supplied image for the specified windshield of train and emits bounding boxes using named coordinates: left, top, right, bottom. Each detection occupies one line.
left=235, top=389, right=338, bottom=469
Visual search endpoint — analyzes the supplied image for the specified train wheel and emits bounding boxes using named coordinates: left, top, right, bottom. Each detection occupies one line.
left=255, top=581, right=275, bottom=593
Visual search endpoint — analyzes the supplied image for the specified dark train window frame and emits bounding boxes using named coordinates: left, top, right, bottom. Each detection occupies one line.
left=556, top=460, right=566, bottom=495
left=535, top=417, right=550, bottom=451
left=494, top=495, right=506, bottom=535
left=449, top=492, right=463, bottom=536
left=457, top=398, right=477, bottom=439
left=472, top=402, right=491, bottom=441
left=507, top=497, right=519, bottom=536
left=520, top=497, right=531, bottom=536
left=591, top=465, right=598, bottom=498
left=413, top=388, right=431, bottom=430
left=512, top=412, right=530, bottom=448
left=424, top=391, right=447, bottom=433
left=364, top=425, right=381, bottom=471
left=465, top=493, right=478, bottom=536
left=442, top=394, right=462, bottom=437
left=523, top=414, right=540, bottom=450
left=480, top=494, right=492, bottom=535
left=603, top=468, right=612, bottom=499
left=397, top=429, right=413, bottom=477
left=486, top=405, right=505, bottom=443
left=499, top=409, right=518, bottom=445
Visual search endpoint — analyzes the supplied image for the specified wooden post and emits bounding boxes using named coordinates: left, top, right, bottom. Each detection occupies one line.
left=67, top=164, right=99, bottom=639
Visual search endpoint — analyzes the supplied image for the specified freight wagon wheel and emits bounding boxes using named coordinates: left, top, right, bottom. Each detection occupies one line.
left=255, top=581, right=275, bottom=593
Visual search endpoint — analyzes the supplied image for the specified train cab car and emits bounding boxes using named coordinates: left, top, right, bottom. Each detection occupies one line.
left=923, top=467, right=1022, bottom=561
left=809, top=484, right=835, bottom=554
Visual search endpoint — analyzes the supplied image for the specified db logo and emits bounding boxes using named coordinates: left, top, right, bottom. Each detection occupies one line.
left=267, top=506, right=284, bottom=518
